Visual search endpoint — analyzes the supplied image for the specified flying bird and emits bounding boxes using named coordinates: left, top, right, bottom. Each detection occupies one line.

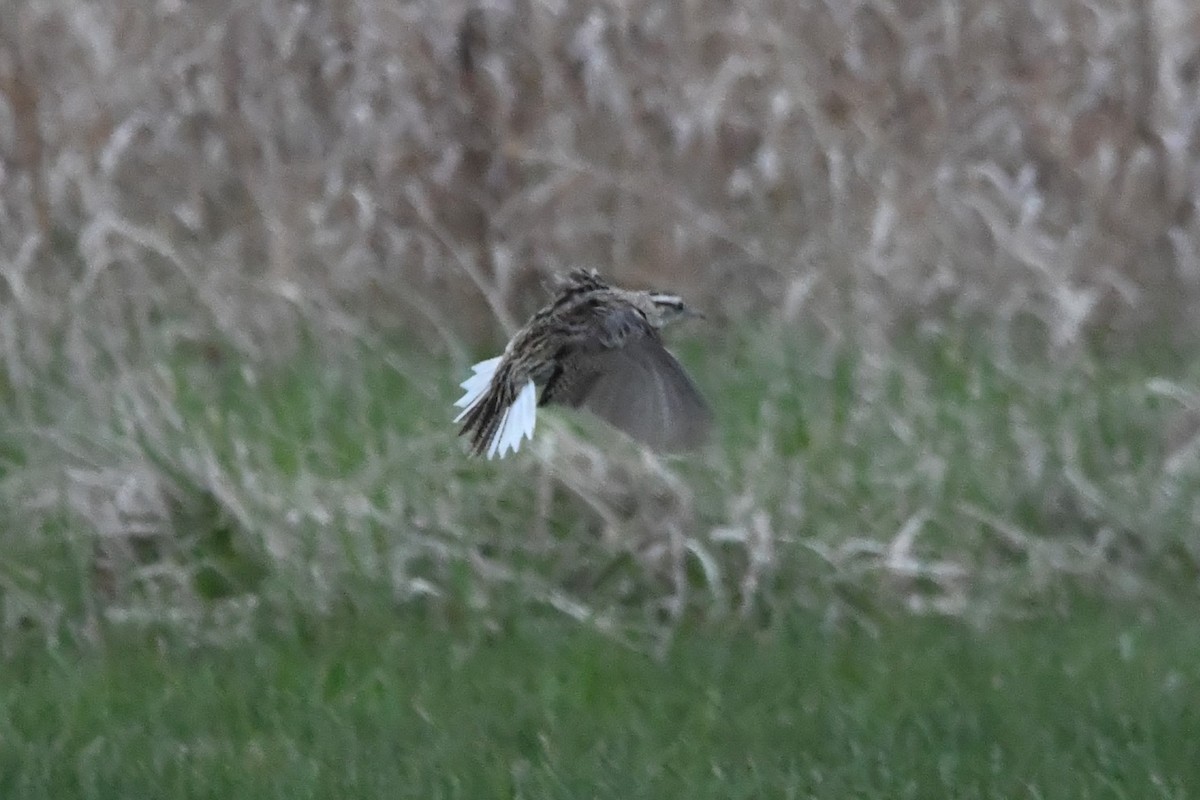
left=454, top=269, right=712, bottom=458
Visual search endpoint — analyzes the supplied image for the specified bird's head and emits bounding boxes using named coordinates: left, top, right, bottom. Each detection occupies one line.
left=638, top=290, right=704, bottom=328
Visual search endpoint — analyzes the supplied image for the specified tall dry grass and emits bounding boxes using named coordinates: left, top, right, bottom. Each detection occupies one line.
left=3, top=0, right=1198, bottom=352
left=1, top=0, right=1199, bottom=639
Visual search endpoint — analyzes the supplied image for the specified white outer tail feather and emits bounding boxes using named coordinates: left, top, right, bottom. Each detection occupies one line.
left=453, top=357, right=537, bottom=459
left=453, top=356, right=501, bottom=414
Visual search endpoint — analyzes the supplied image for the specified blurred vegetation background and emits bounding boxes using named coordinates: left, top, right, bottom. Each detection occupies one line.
left=2, top=0, right=1200, bottom=646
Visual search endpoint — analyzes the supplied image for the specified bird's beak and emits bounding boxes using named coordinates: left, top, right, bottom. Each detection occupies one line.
left=684, top=307, right=706, bottom=320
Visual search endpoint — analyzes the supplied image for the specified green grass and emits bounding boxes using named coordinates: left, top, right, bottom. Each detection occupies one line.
left=4, top=325, right=1200, bottom=634
left=2, top=604, right=1198, bottom=799
left=4, top=327, right=1200, bottom=796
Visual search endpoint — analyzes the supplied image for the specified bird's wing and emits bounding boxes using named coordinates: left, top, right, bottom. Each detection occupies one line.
left=550, top=334, right=712, bottom=453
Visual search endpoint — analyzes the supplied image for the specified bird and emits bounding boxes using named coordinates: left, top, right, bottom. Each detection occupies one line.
left=453, top=269, right=712, bottom=459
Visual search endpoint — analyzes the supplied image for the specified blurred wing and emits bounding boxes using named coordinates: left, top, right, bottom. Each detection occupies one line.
left=562, top=337, right=712, bottom=453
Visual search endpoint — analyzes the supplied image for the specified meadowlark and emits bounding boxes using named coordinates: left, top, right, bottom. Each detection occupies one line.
left=454, top=269, right=712, bottom=458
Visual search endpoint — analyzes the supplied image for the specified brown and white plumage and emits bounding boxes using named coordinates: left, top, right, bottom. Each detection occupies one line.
left=453, top=270, right=711, bottom=458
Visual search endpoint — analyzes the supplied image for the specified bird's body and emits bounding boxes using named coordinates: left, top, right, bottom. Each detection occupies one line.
left=454, top=270, right=711, bottom=458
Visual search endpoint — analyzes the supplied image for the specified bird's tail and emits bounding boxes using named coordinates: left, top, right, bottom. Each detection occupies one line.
left=453, top=356, right=537, bottom=459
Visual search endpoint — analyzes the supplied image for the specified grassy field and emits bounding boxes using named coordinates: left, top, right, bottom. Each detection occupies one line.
left=7, top=327, right=1200, bottom=638
left=5, top=1, right=1200, bottom=791
left=3, top=602, right=1198, bottom=799
left=2, top=330, right=1200, bottom=797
